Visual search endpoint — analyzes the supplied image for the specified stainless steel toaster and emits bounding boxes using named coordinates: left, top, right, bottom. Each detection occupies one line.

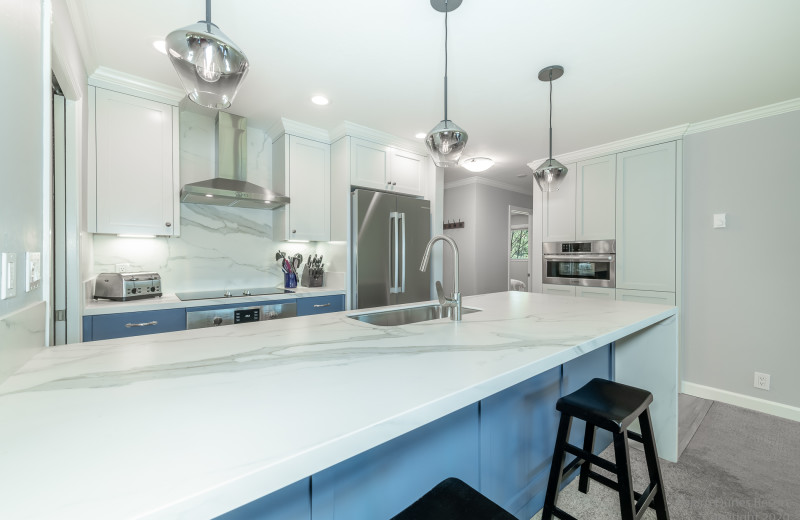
left=94, top=272, right=162, bottom=301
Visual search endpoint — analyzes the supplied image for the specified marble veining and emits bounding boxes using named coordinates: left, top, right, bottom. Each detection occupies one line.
left=0, top=292, right=677, bottom=520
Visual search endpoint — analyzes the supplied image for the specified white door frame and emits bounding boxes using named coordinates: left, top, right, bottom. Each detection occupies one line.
left=507, top=205, right=533, bottom=292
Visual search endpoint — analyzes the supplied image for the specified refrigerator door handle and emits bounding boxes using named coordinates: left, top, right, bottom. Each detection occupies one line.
left=390, top=212, right=400, bottom=294
left=400, top=212, right=406, bottom=293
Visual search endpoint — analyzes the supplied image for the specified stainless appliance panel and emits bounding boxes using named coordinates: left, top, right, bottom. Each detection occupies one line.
left=186, top=302, right=296, bottom=329
left=395, top=195, right=432, bottom=305
left=352, top=190, right=395, bottom=309
left=542, top=240, right=616, bottom=288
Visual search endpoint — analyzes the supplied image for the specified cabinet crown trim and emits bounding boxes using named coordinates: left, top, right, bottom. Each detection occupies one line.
left=267, top=117, right=330, bottom=143
left=684, top=97, right=800, bottom=135
left=331, top=121, right=428, bottom=155
left=89, top=67, right=185, bottom=106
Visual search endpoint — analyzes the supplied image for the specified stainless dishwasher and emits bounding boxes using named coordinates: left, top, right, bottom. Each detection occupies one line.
left=186, top=302, right=297, bottom=329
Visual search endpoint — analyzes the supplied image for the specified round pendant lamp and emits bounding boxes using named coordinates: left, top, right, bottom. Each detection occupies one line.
left=425, top=0, right=468, bottom=167
left=166, top=0, right=249, bottom=109
left=531, top=65, right=568, bottom=192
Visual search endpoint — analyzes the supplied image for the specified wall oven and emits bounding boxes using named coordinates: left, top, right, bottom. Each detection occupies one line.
left=542, top=240, right=616, bottom=288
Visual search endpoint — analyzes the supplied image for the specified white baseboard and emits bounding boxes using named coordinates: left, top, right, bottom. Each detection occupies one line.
left=681, top=381, right=800, bottom=423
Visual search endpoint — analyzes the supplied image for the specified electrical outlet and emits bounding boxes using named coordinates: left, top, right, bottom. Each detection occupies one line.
left=1, top=252, right=17, bottom=299
left=115, top=263, right=131, bottom=273
left=754, top=372, right=770, bottom=391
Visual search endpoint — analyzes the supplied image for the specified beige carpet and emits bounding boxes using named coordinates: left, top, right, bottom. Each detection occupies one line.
left=531, top=400, right=800, bottom=519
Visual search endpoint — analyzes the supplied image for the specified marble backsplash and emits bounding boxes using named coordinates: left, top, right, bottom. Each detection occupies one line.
left=91, top=107, right=345, bottom=295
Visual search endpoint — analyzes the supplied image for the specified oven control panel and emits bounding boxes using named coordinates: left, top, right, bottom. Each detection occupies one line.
left=186, top=303, right=297, bottom=329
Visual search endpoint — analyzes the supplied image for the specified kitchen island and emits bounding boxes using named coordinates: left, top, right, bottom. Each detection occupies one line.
left=0, top=291, right=677, bottom=520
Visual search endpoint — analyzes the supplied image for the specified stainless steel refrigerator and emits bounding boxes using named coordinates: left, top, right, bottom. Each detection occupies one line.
left=351, top=189, right=432, bottom=309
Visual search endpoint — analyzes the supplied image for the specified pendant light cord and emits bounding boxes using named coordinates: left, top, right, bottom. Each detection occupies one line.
left=444, top=0, right=449, bottom=123
left=548, top=69, right=553, bottom=160
left=205, top=0, right=212, bottom=31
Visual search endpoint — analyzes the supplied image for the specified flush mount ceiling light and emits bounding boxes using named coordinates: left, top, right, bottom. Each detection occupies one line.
left=165, top=0, right=249, bottom=109
left=311, top=95, right=330, bottom=106
left=425, top=0, right=468, bottom=167
left=152, top=40, right=166, bottom=54
left=461, top=157, right=494, bottom=172
left=415, top=132, right=427, bottom=139
left=530, top=65, right=568, bottom=192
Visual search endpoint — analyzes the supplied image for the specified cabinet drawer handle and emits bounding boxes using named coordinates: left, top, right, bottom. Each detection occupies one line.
left=313, top=303, right=331, bottom=308
left=125, top=321, right=158, bottom=328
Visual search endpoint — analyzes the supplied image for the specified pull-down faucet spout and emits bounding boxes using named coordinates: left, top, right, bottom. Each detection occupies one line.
left=420, top=235, right=462, bottom=321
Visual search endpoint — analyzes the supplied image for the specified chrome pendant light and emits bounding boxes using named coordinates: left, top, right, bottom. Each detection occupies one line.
left=425, top=0, right=468, bottom=167
left=166, top=0, right=249, bottom=109
left=531, top=65, right=568, bottom=192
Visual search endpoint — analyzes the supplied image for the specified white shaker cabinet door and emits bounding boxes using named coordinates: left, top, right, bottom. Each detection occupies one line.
left=92, top=87, right=178, bottom=236
left=285, top=136, right=331, bottom=242
left=615, top=142, right=676, bottom=292
left=388, top=148, right=424, bottom=196
left=542, top=284, right=576, bottom=297
left=542, top=162, right=577, bottom=242
left=576, top=287, right=616, bottom=300
left=576, top=155, right=616, bottom=241
left=350, top=138, right=389, bottom=191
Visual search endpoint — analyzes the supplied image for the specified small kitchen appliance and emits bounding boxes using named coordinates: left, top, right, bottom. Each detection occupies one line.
left=542, top=240, right=616, bottom=288
left=94, top=272, right=162, bottom=301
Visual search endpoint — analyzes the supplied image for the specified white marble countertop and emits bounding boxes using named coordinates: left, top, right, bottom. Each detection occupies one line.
left=0, top=292, right=676, bottom=520
left=83, top=286, right=346, bottom=316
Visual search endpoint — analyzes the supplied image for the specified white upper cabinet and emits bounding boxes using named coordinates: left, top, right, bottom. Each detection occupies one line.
left=350, top=137, right=425, bottom=196
left=542, top=162, right=577, bottom=242
left=388, top=148, right=424, bottom=196
left=273, top=135, right=331, bottom=242
left=615, top=142, right=676, bottom=292
left=576, top=155, right=616, bottom=241
left=89, top=87, right=179, bottom=236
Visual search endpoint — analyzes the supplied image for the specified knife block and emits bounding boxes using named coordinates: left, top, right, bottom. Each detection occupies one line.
left=301, top=265, right=324, bottom=287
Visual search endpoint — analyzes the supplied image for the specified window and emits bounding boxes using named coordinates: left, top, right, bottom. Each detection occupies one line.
left=510, top=228, right=529, bottom=260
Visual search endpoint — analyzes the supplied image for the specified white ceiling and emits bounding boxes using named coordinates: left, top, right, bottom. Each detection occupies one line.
left=68, top=0, right=800, bottom=190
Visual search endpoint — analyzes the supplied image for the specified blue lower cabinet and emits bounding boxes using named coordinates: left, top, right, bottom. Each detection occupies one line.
left=296, top=295, right=345, bottom=316
left=86, top=308, right=186, bottom=341
left=480, top=366, right=562, bottom=519
left=311, top=404, right=480, bottom=520
left=216, top=478, right=310, bottom=520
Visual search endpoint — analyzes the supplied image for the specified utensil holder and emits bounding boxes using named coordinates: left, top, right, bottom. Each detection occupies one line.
left=284, top=272, right=298, bottom=289
left=301, top=265, right=324, bottom=287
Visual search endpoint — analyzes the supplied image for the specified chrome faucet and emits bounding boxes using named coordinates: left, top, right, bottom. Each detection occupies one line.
left=419, top=234, right=462, bottom=321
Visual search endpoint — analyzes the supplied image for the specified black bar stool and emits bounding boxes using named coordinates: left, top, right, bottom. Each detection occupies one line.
left=542, top=378, right=670, bottom=520
left=391, top=477, right=517, bottom=520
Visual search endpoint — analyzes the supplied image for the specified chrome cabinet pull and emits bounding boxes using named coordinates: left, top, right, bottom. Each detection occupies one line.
left=125, top=321, right=158, bottom=328
left=313, top=303, right=331, bottom=308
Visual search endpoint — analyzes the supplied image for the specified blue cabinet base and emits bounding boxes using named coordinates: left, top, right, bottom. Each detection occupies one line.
left=217, top=344, right=614, bottom=520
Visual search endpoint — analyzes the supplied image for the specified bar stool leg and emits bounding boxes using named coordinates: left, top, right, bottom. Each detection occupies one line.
left=578, top=421, right=595, bottom=494
left=639, top=409, right=671, bottom=520
left=542, top=414, right=573, bottom=520
left=612, top=431, right=636, bottom=520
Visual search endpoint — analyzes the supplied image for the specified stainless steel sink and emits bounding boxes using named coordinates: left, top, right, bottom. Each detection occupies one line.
left=348, top=304, right=480, bottom=327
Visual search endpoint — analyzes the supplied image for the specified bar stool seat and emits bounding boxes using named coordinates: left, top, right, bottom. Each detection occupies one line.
left=542, top=378, right=670, bottom=520
left=391, top=477, right=516, bottom=520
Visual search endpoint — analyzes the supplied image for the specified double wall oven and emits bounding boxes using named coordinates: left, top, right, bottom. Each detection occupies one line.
left=542, top=240, right=615, bottom=288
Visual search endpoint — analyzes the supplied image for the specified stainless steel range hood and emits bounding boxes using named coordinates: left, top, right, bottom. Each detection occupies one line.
left=180, top=112, right=289, bottom=209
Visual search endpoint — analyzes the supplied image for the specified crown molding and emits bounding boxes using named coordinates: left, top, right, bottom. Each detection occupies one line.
left=330, top=121, right=428, bottom=154
left=445, top=176, right=533, bottom=195
left=88, top=67, right=185, bottom=106
left=267, top=118, right=330, bottom=143
left=528, top=124, right=691, bottom=168
left=684, top=97, right=800, bottom=135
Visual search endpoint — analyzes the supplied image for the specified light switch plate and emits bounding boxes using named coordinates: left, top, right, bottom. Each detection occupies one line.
left=1, top=252, right=18, bottom=299
left=713, top=213, right=727, bottom=228
left=26, top=251, right=41, bottom=292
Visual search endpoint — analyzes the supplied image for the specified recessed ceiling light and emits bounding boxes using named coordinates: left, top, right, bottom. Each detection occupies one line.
left=461, top=157, right=495, bottom=173
left=415, top=133, right=427, bottom=139
left=311, top=95, right=330, bottom=106
left=152, top=40, right=166, bottom=54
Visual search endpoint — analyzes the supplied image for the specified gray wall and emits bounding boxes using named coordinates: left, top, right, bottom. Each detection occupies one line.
left=443, top=182, right=532, bottom=296
left=0, top=0, right=47, bottom=381
left=683, top=110, right=800, bottom=408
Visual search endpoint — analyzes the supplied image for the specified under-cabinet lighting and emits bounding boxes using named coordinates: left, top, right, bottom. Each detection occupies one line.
left=205, top=194, right=214, bottom=198
left=288, top=240, right=310, bottom=243
left=117, top=234, right=157, bottom=239
left=328, top=241, right=346, bottom=245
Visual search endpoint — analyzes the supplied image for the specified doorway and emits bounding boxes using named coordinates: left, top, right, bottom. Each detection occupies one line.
left=508, top=206, right=533, bottom=292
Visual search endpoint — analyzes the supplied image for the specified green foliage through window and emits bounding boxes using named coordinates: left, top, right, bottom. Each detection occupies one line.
left=510, top=229, right=529, bottom=259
